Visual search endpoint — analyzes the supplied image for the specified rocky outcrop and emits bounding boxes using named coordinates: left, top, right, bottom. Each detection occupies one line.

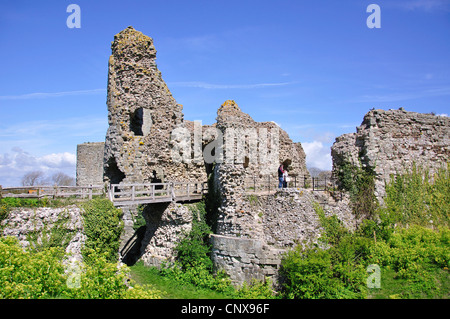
left=332, top=108, right=450, bottom=200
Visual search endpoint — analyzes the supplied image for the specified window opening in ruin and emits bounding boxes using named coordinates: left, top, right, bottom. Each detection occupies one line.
left=130, top=108, right=144, bottom=136
left=105, top=157, right=125, bottom=185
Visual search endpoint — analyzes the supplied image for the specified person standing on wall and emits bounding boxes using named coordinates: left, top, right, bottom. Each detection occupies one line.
left=278, top=164, right=284, bottom=188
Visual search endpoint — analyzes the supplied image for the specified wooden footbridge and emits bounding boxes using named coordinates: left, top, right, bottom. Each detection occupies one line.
left=108, top=181, right=207, bottom=207
left=1, top=181, right=207, bottom=207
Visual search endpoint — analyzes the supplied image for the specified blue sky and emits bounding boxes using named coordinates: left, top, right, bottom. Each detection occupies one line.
left=0, top=0, right=449, bottom=186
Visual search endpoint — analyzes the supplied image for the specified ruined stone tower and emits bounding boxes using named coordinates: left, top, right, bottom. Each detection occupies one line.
left=103, top=26, right=206, bottom=185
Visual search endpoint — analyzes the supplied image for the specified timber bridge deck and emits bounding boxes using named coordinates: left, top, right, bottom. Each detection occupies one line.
left=108, top=182, right=207, bottom=207
left=0, top=182, right=208, bottom=207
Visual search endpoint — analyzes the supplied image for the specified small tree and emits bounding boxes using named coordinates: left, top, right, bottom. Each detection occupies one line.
left=51, top=172, right=75, bottom=186
left=21, top=170, right=46, bottom=186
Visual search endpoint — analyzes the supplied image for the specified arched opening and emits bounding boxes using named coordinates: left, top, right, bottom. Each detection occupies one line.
left=105, top=157, right=125, bottom=185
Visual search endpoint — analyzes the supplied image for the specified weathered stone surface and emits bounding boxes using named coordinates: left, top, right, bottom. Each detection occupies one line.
left=139, top=202, right=193, bottom=267
left=332, top=108, right=450, bottom=200
left=103, top=26, right=206, bottom=185
left=210, top=188, right=355, bottom=285
left=1, top=206, right=85, bottom=262
left=76, top=142, right=105, bottom=186
left=213, top=100, right=311, bottom=240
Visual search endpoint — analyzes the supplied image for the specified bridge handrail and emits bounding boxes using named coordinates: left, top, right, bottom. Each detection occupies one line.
left=108, top=181, right=207, bottom=204
left=0, top=185, right=105, bottom=200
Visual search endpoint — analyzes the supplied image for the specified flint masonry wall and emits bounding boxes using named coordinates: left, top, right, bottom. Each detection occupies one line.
left=210, top=188, right=355, bottom=285
left=76, top=142, right=105, bottom=186
left=331, top=108, right=450, bottom=200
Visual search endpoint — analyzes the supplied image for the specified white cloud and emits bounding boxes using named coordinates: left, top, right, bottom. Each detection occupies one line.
left=39, top=152, right=76, bottom=168
left=0, top=148, right=76, bottom=187
left=302, top=141, right=332, bottom=171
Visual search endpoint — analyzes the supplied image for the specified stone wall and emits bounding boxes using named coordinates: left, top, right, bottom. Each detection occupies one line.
left=212, top=100, right=311, bottom=240
left=139, top=202, right=193, bottom=267
left=331, top=108, right=450, bottom=200
left=210, top=188, right=355, bottom=285
left=1, top=206, right=85, bottom=262
left=76, top=142, right=105, bottom=186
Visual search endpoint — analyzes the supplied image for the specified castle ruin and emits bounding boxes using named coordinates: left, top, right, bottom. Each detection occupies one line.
left=76, top=26, right=450, bottom=285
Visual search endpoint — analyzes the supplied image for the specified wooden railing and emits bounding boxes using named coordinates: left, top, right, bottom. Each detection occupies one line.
left=0, top=185, right=105, bottom=200
left=243, top=174, right=340, bottom=193
left=108, top=181, right=207, bottom=206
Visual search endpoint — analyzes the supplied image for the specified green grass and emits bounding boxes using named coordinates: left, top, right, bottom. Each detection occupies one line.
left=129, top=261, right=231, bottom=299
left=367, top=267, right=450, bottom=299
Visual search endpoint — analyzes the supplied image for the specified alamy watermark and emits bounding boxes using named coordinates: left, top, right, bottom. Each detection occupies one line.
left=66, top=4, right=81, bottom=29
left=366, top=264, right=381, bottom=289
left=170, top=120, right=279, bottom=165
left=367, top=4, right=381, bottom=29
left=65, top=258, right=82, bottom=289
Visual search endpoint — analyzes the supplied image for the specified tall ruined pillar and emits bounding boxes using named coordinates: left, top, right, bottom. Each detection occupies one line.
left=104, top=26, right=198, bottom=184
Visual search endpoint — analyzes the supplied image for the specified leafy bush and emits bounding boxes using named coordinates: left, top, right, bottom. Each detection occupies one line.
left=79, top=198, right=123, bottom=263
left=175, top=202, right=212, bottom=271
left=0, top=236, right=67, bottom=298
left=382, top=163, right=450, bottom=228
left=367, top=226, right=450, bottom=298
left=0, top=236, right=162, bottom=299
left=280, top=205, right=368, bottom=299
left=334, top=159, right=378, bottom=220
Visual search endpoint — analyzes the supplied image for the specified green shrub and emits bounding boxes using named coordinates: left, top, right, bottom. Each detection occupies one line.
left=0, top=236, right=67, bottom=299
left=382, top=163, right=449, bottom=228
left=79, top=198, right=123, bottom=263
left=0, top=236, right=162, bottom=299
left=175, top=202, right=212, bottom=271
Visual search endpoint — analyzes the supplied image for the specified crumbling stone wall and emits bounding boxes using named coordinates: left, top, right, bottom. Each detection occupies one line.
left=139, top=202, right=193, bottom=267
left=331, top=108, right=450, bottom=199
left=212, top=100, right=310, bottom=240
left=76, top=142, right=105, bottom=186
left=1, top=206, right=85, bottom=262
left=210, top=188, right=355, bottom=285
left=103, top=26, right=206, bottom=185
